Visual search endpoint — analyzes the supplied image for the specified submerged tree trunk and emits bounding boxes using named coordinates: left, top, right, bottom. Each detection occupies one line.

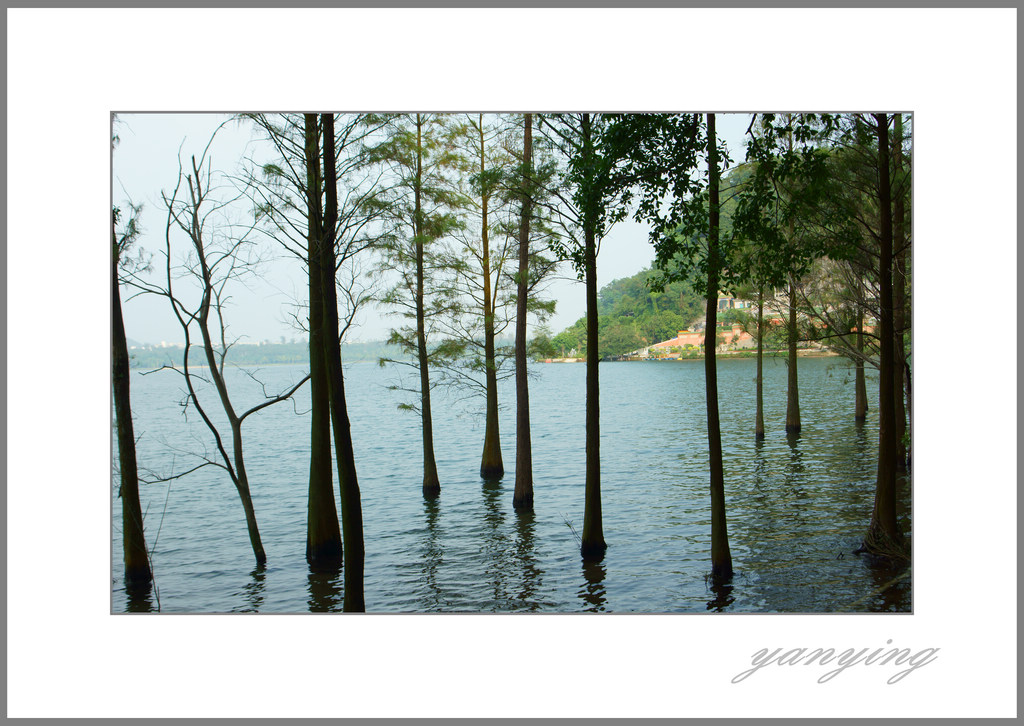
left=706, top=113, right=733, bottom=581
left=892, top=113, right=908, bottom=471
left=863, top=113, right=906, bottom=560
left=579, top=114, right=606, bottom=559
left=229, top=428, right=266, bottom=565
left=321, top=113, right=366, bottom=611
left=513, top=113, right=535, bottom=510
left=785, top=272, right=801, bottom=434
left=755, top=285, right=765, bottom=440
left=415, top=114, right=442, bottom=497
left=112, top=234, right=152, bottom=587
left=855, top=283, right=869, bottom=420
left=304, top=114, right=344, bottom=568
left=479, top=116, right=504, bottom=480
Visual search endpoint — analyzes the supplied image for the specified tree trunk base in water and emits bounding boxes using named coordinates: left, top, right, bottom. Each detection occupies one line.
left=785, top=424, right=801, bottom=434
left=856, top=522, right=909, bottom=563
left=423, top=480, right=440, bottom=499
left=306, top=542, right=344, bottom=572
left=124, top=559, right=153, bottom=587
left=512, top=492, right=533, bottom=510
left=580, top=540, right=607, bottom=561
left=710, top=563, right=734, bottom=583
left=754, top=430, right=765, bottom=441
left=480, top=462, right=504, bottom=480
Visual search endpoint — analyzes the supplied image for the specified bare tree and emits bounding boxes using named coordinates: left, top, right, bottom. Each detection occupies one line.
left=128, top=128, right=309, bottom=565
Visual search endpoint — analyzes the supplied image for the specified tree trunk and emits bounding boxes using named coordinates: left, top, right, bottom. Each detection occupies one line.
left=855, top=282, right=868, bottom=420
left=230, top=426, right=266, bottom=565
left=415, top=114, right=441, bottom=497
left=304, top=114, right=344, bottom=568
left=863, top=113, right=905, bottom=559
left=755, top=285, right=765, bottom=440
left=321, top=113, right=366, bottom=611
left=112, top=237, right=152, bottom=587
left=479, top=115, right=504, bottom=480
left=706, top=113, right=733, bottom=581
left=513, top=113, right=535, bottom=510
left=785, top=272, right=801, bottom=434
left=192, top=209, right=268, bottom=565
left=579, top=113, right=606, bottom=559
left=892, top=113, right=908, bottom=471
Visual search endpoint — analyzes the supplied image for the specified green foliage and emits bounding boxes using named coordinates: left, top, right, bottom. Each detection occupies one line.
left=551, top=265, right=705, bottom=359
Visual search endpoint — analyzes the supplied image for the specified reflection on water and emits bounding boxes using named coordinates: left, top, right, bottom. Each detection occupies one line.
left=114, top=357, right=912, bottom=613
left=307, top=567, right=343, bottom=612
left=419, top=496, right=444, bottom=610
left=124, top=581, right=155, bottom=613
left=707, top=577, right=735, bottom=612
left=239, top=564, right=268, bottom=613
left=513, top=509, right=542, bottom=610
left=579, top=556, right=607, bottom=612
left=481, top=478, right=507, bottom=606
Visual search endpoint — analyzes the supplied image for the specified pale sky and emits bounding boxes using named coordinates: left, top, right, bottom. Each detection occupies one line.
left=113, top=111, right=753, bottom=346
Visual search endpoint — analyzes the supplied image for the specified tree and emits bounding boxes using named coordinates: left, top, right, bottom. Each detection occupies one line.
left=246, top=113, right=385, bottom=573
left=112, top=203, right=152, bottom=588
left=317, top=112, right=366, bottom=610
left=539, top=113, right=632, bottom=559
left=513, top=113, right=536, bottom=508
left=130, top=128, right=310, bottom=566
left=302, top=114, right=344, bottom=569
left=604, top=112, right=733, bottom=580
left=373, top=113, right=463, bottom=498
left=861, top=113, right=906, bottom=560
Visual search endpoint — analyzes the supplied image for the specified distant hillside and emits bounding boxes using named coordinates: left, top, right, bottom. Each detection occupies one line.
left=546, top=267, right=705, bottom=358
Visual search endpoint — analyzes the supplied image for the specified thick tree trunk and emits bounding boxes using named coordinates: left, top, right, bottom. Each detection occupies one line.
left=321, top=113, right=366, bottom=611
left=112, top=241, right=152, bottom=587
left=785, top=272, right=801, bottom=434
left=864, top=113, right=905, bottom=559
left=579, top=114, right=606, bottom=559
left=755, top=285, right=765, bottom=440
left=415, top=115, right=441, bottom=497
left=513, top=113, right=535, bottom=510
left=706, top=114, right=733, bottom=581
left=479, top=116, right=504, bottom=480
left=892, top=113, right=908, bottom=471
left=303, top=114, right=344, bottom=568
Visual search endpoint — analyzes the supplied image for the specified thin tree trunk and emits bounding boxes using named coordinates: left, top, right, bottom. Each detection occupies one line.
left=513, top=113, right=535, bottom=510
left=189, top=181, right=268, bottom=565
left=321, top=113, right=365, bottom=611
left=415, top=114, right=441, bottom=497
left=706, top=113, right=733, bottom=581
left=304, top=114, right=344, bottom=568
left=785, top=271, right=801, bottom=433
left=112, top=236, right=152, bottom=587
left=755, top=285, right=765, bottom=440
left=229, top=427, right=266, bottom=565
left=864, top=113, right=905, bottom=559
left=479, top=115, right=504, bottom=480
left=580, top=113, right=606, bottom=559
left=892, top=113, right=908, bottom=471
left=855, top=279, right=868, bottom=420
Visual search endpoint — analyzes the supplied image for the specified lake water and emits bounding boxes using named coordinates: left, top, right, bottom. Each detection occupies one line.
left=112, top=355, right=911, bottom=613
